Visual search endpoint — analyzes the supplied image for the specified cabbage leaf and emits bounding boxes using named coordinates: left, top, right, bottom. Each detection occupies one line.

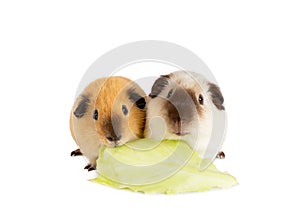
left=91, top=139, right=237, bottom=194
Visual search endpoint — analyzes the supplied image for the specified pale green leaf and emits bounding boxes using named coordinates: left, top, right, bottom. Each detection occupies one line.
left=91, top=139, right=238, bottom=194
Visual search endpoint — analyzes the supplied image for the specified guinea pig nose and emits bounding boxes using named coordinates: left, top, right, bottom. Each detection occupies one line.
left=106, top=135, right=122, bottom=142
left=106, top=136, right=114, bottom=142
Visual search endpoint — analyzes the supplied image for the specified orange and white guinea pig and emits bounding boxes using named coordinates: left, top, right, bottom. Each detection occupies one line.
left=70, top=76, right=147, bottom=171
left=145, top=71, right=225, bottom=159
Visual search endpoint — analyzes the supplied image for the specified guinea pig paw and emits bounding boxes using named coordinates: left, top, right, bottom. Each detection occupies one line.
left=84, top=164, right=96, bottom=171
left=70, top=149, right=82, bottom=157
left=216, top=151, right=225, bottom=159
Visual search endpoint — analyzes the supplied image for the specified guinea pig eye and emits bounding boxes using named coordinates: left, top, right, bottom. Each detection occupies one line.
left=93, top=109, right=98, bottom=120
left=167, top=89, right=173, bottom=98
left=198, top=94, right=204, bottom=105
left=122, top=105, right=128, bottom=116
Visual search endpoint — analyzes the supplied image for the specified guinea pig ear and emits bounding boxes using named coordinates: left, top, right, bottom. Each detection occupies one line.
left=73, top=95, right=90, bottom=118
left=135, top=97, right=146, bottom=109
left=149, top=75, right=170, bottom=98
left=128, top=89, right=146, bottom=109
left=208, top=83, right=225, bottom=110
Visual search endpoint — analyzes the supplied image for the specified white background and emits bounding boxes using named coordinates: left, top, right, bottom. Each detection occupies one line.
left=0, top=1, right=299, bottom=222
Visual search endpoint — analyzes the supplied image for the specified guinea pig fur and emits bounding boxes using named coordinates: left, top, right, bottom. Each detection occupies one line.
left=145, top=71, right=225, bottom=158
left=70, top=76, right=147, bottom=171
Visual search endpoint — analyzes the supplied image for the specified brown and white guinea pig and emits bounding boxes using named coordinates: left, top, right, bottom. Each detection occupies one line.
left=70, top=76, right=147, bottom=171
left=145, top=71, right=225, bottom=159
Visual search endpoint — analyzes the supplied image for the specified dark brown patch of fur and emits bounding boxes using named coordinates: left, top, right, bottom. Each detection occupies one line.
left=164, top=88, right=200, bottom=132
left=149, top=75, right=170, bottom=98
left=208, top=83, right=225, bottom=110
left=128, top=88, right=146, bottom=109
left=74, top=95, right=90, bottom=118
left=101, top=115, right=122, bottom=141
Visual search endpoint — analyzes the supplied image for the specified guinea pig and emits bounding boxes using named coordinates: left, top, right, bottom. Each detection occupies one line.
left=70, top=76, right=147, bottom=171
left=145, top=71, right=225, bottom=159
